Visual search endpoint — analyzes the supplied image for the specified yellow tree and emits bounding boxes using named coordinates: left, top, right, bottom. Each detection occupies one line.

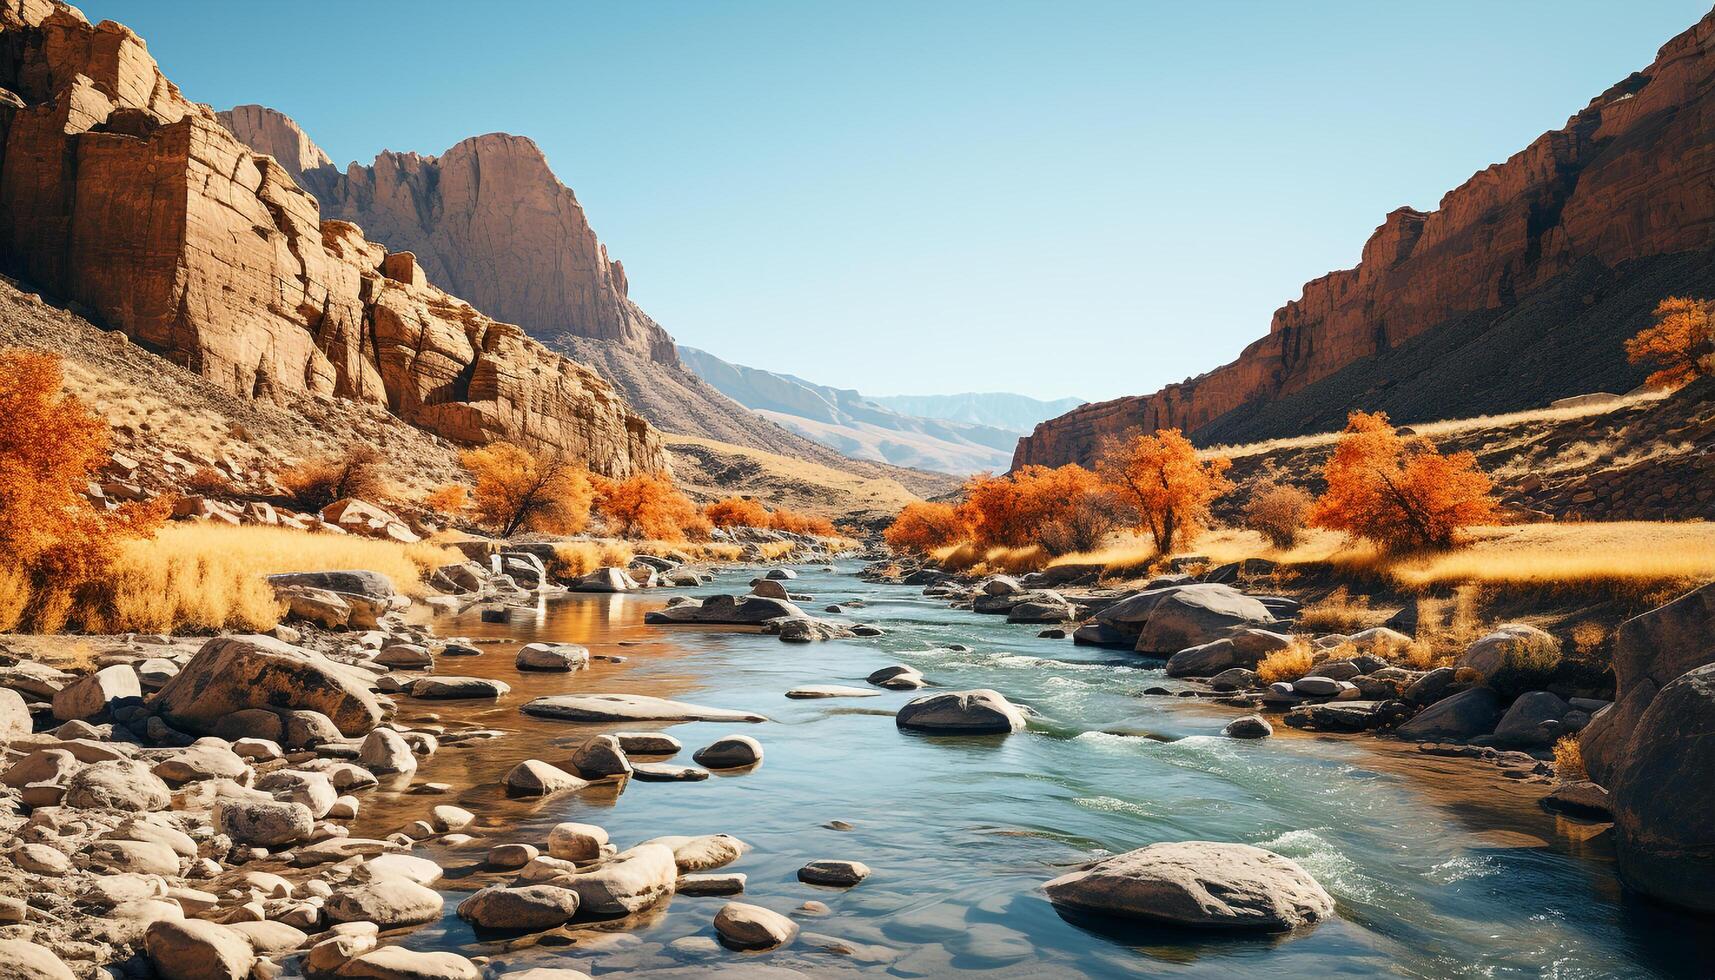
left=1308, top=411, right=1497, bottom=551
left=1625, top=297, right=1714, bottom=389
left=592, top=472, right=708, bottom=540
left=460, top=443, right=593, bottom=537
left=1099, top=428, right=1232, bottom=554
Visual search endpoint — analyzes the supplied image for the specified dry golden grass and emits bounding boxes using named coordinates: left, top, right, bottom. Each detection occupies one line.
left=1256, top=641, right=1316, bottom=684
left=1553, top=735, right=1587, bottom=780
left=66, top=523, right=461, bottom=634
left=1202, top=388, right=1670, bottom=461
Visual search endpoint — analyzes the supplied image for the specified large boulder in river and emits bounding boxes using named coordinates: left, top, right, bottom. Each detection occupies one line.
left=1095, top=584, right=1275, bottom=654
left=1395, top=687, right=1503, bottom=741
left=1609, top=662, right=1715, bottom=913
left=643, top=594, right=808, bottom=625
left=154, top=635, right=385, bottom=737
left=1044, top=841, right=1333, bottom=930
left=1582, top=581, right=1715, bottom=787
left=571, top=567, right=634, bottom=593
left=896, top=690, right=1027, bottom=735
left=554, top=844, right=678, bottom=916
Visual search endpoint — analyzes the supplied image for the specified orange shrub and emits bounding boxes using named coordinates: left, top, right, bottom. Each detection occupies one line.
left=461, top=442, right=593, bottom=537
left=703, top=496, right=771, bottom=529
left=1625, top=296, right=1713, bottom=389
left=1243, top=480, right=1312, bottom=548
left=884, top=501, right=970, bottom=554
left=424, top=483, right=469, bottom=516
left=958, top=464, right=1120, bottom=552
left=0, top=349, right=165, bottom=631
left=768, top=506, right=838, bottom=537
left=1309, top=411, right=1498, bottom=551
left=279, top=445, right=384, bottom=510
left=593, top=472, right=708, bottom=541
left=1099, top=428, right=1232, bottom=554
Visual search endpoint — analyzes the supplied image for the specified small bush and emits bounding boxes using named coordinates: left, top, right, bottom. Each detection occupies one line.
left=1243, top=481, right=1312, bottom=549
left=884, top=501, right=970, bottom=554
left=424, top=484, right=469, bottom=517
left=1487, top=630, right=1565, bottom=698
left=184, top=466, right=238, bottom=498
left=1256, top=642, right=1316, bottom=685
left=593, top=472, right=708, bottom=541
left=703, top=496, right=771, bottom=529
left=1553, top=735, right=1587, bottom=780
left=768, top=506, right=838, bottom=537
left=279, top=445, right=385, bottom=511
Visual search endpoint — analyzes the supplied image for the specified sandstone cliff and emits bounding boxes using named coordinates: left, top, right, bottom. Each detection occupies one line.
left=1015, top=8, right=1715, bottom=467
left=0, top=2, right=665, bottom=476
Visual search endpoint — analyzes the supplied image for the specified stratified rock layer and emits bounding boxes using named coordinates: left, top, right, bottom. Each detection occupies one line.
left=0, top=4, right=665, bottom=475
left=1015, top=10, right=1715, bottom=467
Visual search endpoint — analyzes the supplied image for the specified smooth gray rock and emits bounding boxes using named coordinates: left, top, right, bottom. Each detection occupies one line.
left=1043, top=841, right=1333, bottom=930
left=895, top=689, right=1026, bottom=734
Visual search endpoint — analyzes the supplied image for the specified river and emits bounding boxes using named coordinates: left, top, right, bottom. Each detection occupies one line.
left=361, top=562, right=1709, bottom=978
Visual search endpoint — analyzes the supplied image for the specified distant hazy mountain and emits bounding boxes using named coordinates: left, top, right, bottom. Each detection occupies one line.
left=866, top=392, right=1086, bottom=434
left=678, top=346, right=1038, bottom=474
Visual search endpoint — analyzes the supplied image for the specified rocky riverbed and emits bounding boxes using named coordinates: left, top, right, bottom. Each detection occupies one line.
left=1, top=558, right=1711, bottom=980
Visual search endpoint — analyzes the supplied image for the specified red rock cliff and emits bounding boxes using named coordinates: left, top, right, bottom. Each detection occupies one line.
left=1014, top=7, right=1715, bottom=468
left=0, top=2, right=666, bottom=476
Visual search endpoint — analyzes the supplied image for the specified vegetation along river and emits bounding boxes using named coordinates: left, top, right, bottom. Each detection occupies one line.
left=361, top=562, right=1710, bottom=979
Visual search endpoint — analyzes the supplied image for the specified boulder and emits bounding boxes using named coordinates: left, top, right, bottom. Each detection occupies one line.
left=614, top=731, right=681, bottom=755
left=154, top=635, right=384, bottom=737
left=1492, top=691, right=1570, bottom=748
left=456, top=885, right=580, bottom=931
left=546, top=822, right=609, bottom=862
left=1457, top=623, right=1558, bottom=685
left=749, top=579, right=790, bottom=600
left=521, top=694, right=766, bottom=723
left=505, top=760, right=588, bottom=797
left=515, top=643, right=589, bottom=672
left=797, top=860, right=870, bottom=886
left=1043, top=841, right=1333, bottom=930
left=1543, top=780, right=1613, bottom=819
left=151, top=744, right=250, bottom=785
left=215, top=799, right=314, bottom=847
left=1164, top=639, right=1240, bottom=677
left=785, top=685, right=881, bottom=699
left=0, top=941, right=75, bottom=980
left=1610, top=663, right=1715, bottom=913
left=895, top=690, right=1026, bottom=734
left=866, top=665, right=925, bottom=690
left=266, top=571, right=396, bottom=600
left=642, top=834, right=750, bottom=872
left=713, top=902, right=798, bottom=951
left=569, top=735, right=632, bottom=778
left=1395, top=688, right=1503, bottom=741
left=643, top=594, right=808, bottom=625
left=555, top=844, right=677, bottom=916
left=145, top=920, right=255, bottom=980
left=410, top=677, right=509, bottom=700
left=326, top=877, right=445, bottom=928
left=692, top=735, right=763, bottom=769
left=1223, top=715, right=1273, bottom=739
left=52, top=665, right=141, bottom=722
left=253, top=769, right=337, bottom=818
left=571, top=567, right=634, bottom=593
left=0, top=688, right=31, bottom=741
left=335, top=947, right=480, bottom=980
left=1095, top=584, right=1275, bottom=651
left=64, top=759, right=172, bottom=811
left=981, top=575, right=1023, bottom=596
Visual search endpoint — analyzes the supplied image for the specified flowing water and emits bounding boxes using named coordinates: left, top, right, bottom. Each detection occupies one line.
left=365, top=563, right=1710, bottom=978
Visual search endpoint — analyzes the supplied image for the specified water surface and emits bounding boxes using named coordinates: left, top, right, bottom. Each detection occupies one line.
left=368, top=563, right=1708, bottom=978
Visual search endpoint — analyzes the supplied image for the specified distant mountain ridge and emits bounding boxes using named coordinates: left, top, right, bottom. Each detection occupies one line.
left=679, top=346, right=1050, bottom=474
left=866, top=392, right=1087, bottom=434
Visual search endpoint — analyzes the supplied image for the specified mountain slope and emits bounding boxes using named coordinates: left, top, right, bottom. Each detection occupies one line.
left=679, top=346, right=1028, bottom=474
left=867, top=392, right=1086, bottom=433
left=1015, top=8, right=1715, bottom=468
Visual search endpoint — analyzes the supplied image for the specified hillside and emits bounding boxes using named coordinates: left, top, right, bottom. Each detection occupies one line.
left=868, top=391, right=1086, bottom=433
left=663, top=433, right=922, bottom=529
left=1016, top=8, right=1715, bottom=468
left=679, top=345, right=1022, bottom=474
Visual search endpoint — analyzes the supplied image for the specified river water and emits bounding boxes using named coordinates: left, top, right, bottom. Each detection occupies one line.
left=366, top=562, right=1709, bottom=978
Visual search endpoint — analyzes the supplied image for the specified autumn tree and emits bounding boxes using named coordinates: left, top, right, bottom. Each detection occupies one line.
left=593, top=472, right=708, bottom=541
left=0, top=349, right=165, bottom=632
left=279, top=445, right=385, bottom=510
left=703, top=496, right=771, bottom=529
left=883, top=501, right=971, bottom=554
left=1308, top=410, right=1498, bottom=551
left=1625, top=296, right=1714, bottom=389
left=460, top=442, right=594, bottom=536
left=1098, top=428, right=1232, bottom=554
left=1243, top=480, right=1313, bottom=549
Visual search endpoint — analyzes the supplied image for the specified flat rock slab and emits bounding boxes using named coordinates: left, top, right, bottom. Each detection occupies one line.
left=411, top=677, right=511, bottom=700
left=1044, top=840, right=1334, bottom=930
left=630, top=762, right=710, bottom=782
left=785, top=685, right=882, bottom=699
left=520, top=694, right=766, bottom=724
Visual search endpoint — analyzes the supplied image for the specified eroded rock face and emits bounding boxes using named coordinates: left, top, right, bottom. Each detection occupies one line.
left=0, top=7, right=665, bottom=475
left=1014, top=9, right=1715, bottom=467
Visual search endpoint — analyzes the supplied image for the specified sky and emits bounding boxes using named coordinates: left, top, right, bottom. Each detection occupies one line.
left=85, top=0, right=1711, bottom=403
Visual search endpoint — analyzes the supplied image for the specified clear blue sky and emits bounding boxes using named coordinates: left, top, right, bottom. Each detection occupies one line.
left=86, top=1, right=1711, bottom=402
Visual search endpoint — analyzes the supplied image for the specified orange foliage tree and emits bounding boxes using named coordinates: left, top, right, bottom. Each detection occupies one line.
left=459, top=442, right=593, bottom=537
left=1625, top=296, right=1714, bottom=389
left=1308, top=410, right=1498, bottom=551
left=593, top=472, right=709, bottom=540
left=424, top=484, right=470, bottom=517
left=703, top=496, right=771, bottom=529
left=952, top=464, right=1125, bottom=555
left=0, top=349, right=165, bottom=631
left=883, top=501, right=970, bottom=554
left=767, top=507, right=838, bottom=537
left=1098, top=428, right=1232, bottom=554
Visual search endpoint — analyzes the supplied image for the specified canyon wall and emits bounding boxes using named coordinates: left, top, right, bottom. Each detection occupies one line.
left=0, top=2, right=665, bottom=475
left=1015, top=8, right=1715, bottom=467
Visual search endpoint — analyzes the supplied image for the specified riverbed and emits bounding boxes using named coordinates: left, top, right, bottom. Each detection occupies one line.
left=367, top=562, right=1708, bottom=978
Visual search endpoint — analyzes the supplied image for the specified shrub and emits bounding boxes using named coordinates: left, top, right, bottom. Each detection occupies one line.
left=883, top=501, right=970, bottom=554
left=957, top=464, right=1125, bottom=553
left=279, top=445, right=385, bottom=510
left=1256, top=642, right=1316, bottom=685
left=461, top=443, right=593, bottom=537
left=1098, top=428, right=1232, bottom=554
left=1243, top=480, right=1312, bottom=549
left=703, top=496, right=771, bottom=529
left=593, top=472, right=708, bottom=541
left=424, top=483, right=470, bottom=517
left=1553, top=735, right=1587, bottom=780
left=1309, top=411, right=1498, bottom=551
left=0, top=348, right=166, bottom=632
left=1625, top=296, right=1714, bottom=390
left=767, top=506, right=839, bottom=537
left=1486, top=629, right=1565, bottom=698
left=184, top=466, right=238, bottom=498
